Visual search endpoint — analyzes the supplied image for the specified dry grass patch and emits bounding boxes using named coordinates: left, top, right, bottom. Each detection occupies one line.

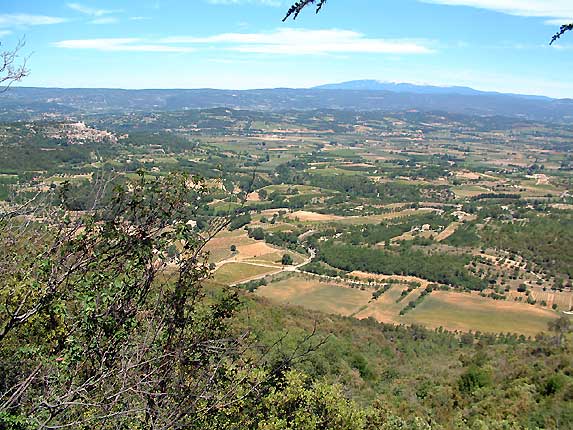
left=452, top=185, right=490, bottom=199
left=257, top=276, right=371, bottom=317
left=350, top=271, right=432, bottom=288
left=213, top=262, right=280, bottom=285
left=551, top=204, right=573, bottom=211
left=530, top=288, right=573, bottom=311
left=289, top=208, right=439, bottom=225
left=246, top=192, right=261, bottom=202
left=287, top=211, right=344, bottom=222
left=402, top=291, right=558, bottom=336
left=204, top=231, right=257, bottom=262
left=435, top=222, right=461, bottom=242
left=355, top=284, right=415, bottom=324
left=235, top=242, right=279, bottom=260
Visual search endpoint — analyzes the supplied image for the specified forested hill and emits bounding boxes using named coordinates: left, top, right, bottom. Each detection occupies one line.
left=3, top=86, right=573, bottom=122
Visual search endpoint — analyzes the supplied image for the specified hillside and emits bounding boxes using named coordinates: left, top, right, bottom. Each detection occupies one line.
left=236, top=294, right=573, bottom=429
left=3, top=86, right=573, bottom=123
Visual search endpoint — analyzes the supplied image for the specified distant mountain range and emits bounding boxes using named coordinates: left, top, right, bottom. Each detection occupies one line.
left=1, top=83, right=572, bottom=123
left=313, top=80, right=553, bottom=101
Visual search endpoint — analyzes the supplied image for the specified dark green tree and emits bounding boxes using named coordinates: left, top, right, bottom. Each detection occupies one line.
left=282, top=253, right=294, bottom=265
left=548, top=316, right=572, bottom=347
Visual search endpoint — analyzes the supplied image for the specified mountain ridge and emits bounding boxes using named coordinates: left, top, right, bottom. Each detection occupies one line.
left=312, top=80, right=554, bottom=101
left=2, top=85, right=572, bottom=123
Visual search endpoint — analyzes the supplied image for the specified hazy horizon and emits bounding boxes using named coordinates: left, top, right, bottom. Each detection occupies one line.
left=8, top=80, right=567, bottom=100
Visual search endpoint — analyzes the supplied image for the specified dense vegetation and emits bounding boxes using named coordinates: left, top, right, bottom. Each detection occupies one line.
left=482, top=213, right=573, bottom=278
left=240, top=296, right=573, bottom=430
left=318, top=242, right=487, bottom=291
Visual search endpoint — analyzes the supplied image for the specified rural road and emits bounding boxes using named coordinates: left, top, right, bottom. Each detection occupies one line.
left=224, top=247, right=316, bottom=287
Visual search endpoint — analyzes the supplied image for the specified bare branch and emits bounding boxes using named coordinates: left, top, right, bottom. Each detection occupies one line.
left=0, top=38, right=30, bottom=92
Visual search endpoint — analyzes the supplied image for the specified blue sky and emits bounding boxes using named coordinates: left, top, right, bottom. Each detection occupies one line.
left=1, top=0, right=573, bottom=97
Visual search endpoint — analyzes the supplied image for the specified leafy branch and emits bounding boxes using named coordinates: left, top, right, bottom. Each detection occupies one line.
left=283, top=0, right=327, bottom=21
left=551, top=23, right=573, bottom=45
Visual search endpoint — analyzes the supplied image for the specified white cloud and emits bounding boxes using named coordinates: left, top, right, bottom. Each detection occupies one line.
left=54, top=29, right=433, bottom=56
left=162, top=28, right=434, bottom=55
left=0, top=14, right=67, bottom=28
left=67, top=3, right=120, bottom=17
left=421, top=0, right=573, bottom=23
left=90, top=17, right=119, bottom=25
left=545, top=18, right=572, bottom=26
left=53, top=38, right=195, bottom=53
left=0, top=30, right=12, bottom=37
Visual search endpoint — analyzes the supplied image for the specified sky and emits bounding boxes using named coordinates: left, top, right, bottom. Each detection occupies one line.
left=1, top=0, right=573, bottom=97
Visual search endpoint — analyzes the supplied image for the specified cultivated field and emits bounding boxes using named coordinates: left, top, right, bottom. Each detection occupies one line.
left=287, top=208, right=438, bottom=225
left=255, top=273, right=560, bottom=336
left=213, top=262, right=280, bottom=285
left=256, top=276, right=372, bottom=317
left=401, top=291, right=558, bottom=336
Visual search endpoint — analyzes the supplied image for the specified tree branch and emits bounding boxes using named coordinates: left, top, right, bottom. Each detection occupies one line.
left=0, top=38, right=30, bottom=92
left=551, top=23, right=573, bottom=45
left=283, top=0, right=327, bottom=21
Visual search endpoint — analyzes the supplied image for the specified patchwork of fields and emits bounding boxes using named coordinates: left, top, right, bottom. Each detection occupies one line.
left=252, top=273, right=559, bottom=336
left=3, top=108, right=572, bottom=337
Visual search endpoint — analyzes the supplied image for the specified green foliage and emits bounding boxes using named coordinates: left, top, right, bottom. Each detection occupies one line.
left=0, top=412, right=35, bottom=430
left=308, top=173, right=427, bottom=203
left=319, top=242, right=487, bottom=291
left=256, top=371, right=365, bottom=430
left=0, top=172, right=263, bottom=428
left=482, top=214, right=573, bottom=277
left=249, top=227, right=266, bottom=240
left=282, top=253, right=294, bottom=265
left=1, top=104, right=572, bottom=429
left=340, top=213, right=447, bottom=246
left=239, top=295, right=573, bottom=429
left=458, top=365, right=492, bottom=394
left=301, top=261, right=345, bottom=278
left=229, top=213, right=252, bottom=230
left=443, top=223, right=480, bottom=247
left=543, top=374, right=566, bottom=396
